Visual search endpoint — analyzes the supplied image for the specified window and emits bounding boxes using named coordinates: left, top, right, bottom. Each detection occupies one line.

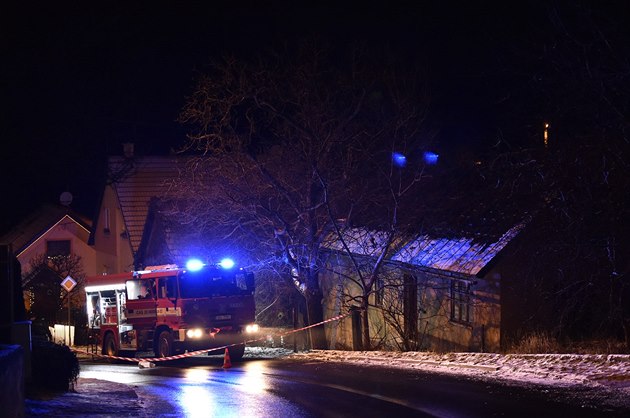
left=158, top=276, right=178, bottom=299
left=126, top=279, right=155, bottom=300
left=103, top=208, right=110, bottom=234
left=47, top=240, right=70, bottom=258
left=450, top=280, right=471, bottom=324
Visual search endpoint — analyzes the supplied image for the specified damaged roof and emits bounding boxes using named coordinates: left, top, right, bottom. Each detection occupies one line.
left=324, top=220, right=527, bottom=276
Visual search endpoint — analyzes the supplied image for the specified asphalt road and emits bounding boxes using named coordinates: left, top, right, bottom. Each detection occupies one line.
left=51, top=355, right=627, bottom=418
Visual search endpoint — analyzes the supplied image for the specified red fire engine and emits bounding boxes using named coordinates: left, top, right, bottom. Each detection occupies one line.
left=85, top=259, right=258, bottom=361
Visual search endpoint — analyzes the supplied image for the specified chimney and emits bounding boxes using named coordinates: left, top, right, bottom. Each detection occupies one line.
left=123, top=143, right=135, bottom=159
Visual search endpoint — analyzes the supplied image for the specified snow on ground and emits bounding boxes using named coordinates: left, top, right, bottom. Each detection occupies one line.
left=287, top=350, right=630, bottom=389
left=246, top=346, right=630, bottom=408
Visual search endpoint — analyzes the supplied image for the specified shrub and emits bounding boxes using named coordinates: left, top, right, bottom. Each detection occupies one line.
left=31, top=341, right=80, bottom=391
left=507, top=332, right=561, bottom=354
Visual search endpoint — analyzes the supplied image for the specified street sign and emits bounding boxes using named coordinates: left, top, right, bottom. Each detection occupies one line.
left=61, top=275, right=77, bottom=292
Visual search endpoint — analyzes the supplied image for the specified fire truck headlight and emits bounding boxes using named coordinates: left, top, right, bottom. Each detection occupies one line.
left=186, top=328, right=203, bottom=339
left=245, top=324, right=259, bottom=333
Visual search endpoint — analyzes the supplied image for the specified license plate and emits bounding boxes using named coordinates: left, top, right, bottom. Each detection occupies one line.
left=215, top=314, right=231, bottom=320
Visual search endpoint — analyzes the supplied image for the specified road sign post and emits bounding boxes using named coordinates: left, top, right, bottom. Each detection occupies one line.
left=61, top=276, right=77, bottom=345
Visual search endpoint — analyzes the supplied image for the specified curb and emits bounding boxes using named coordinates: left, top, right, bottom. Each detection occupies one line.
left=352, top=355, right=501, bottom=372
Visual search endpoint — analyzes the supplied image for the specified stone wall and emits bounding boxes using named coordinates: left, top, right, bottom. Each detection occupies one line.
left=0, top=344, right=25, bottom=418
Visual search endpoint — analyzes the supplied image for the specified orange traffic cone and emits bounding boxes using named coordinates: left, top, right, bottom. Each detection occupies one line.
left=222, top=348, right=232, bottom=369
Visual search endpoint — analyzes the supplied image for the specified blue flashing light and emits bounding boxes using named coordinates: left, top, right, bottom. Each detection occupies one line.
left=186, top=259, right=205, bottom=272
left=423, top=151, right=439, bottom=165
left=219, top=258, right=235, bottom=269
left=392, top=152, right=407, bottom=168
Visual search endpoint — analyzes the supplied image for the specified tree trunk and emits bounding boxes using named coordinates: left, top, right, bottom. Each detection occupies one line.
left=305, top=286, right=326, bottom=349
left=623, top=317, right=630, bottom=352
left=361, top=295, right=371, bottom=350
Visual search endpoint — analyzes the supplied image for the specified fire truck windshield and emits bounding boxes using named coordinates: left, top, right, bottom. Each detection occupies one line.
left=179, top=268, right=251, bottom=298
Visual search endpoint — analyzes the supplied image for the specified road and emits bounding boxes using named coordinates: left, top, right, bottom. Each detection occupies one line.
left=73, top=354, right=628, bottom=418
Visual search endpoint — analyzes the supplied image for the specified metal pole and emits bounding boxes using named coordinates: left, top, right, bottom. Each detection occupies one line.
left=67, top=294, right=71, bottom=345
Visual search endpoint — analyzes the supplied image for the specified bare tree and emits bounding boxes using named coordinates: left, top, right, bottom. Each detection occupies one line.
left=483, top=2, right=630, bottom=349
left=376, top=269, right=452, bottom=351
left=24, top=253, right=86, bottom=325
left=170, top=43, right=429, bottom=349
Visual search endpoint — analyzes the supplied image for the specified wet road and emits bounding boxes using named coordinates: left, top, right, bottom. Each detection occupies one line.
left=79, top=356, right=627, bottom=418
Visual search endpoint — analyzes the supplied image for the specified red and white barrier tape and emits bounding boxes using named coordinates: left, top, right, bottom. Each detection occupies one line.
left=72, top=311, right=351, bottom=363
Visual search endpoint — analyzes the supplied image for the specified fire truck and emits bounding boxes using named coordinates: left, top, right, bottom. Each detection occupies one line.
left=85, top=259, right=258, bottom=361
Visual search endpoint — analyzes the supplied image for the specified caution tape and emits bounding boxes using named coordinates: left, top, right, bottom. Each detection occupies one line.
left=71, top=311, right=351, bottom=363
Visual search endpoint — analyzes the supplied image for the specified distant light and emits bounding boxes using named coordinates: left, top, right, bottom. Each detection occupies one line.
left=186, top=259, right=204, bottom=271
left=544, top=122, right=550, bottom=148
left=392, top=152, right=407, bottom=167
left=423, top=151, right=439, bottom=165
left=219, top=258, right=235, bottom=269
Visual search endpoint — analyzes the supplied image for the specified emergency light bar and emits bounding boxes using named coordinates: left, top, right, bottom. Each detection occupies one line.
left=186, top=259, right=205, bottom=271
left=219, top=258, right=235, bottom=269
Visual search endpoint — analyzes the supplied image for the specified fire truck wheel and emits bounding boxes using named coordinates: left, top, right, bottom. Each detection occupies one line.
left=156, top=330, right=173, bottom=357
left=103, top=333, right=118, bottom=357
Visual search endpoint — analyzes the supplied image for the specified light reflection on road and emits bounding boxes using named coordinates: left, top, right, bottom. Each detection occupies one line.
left=238, top=362, right=267, bottom=394
left=180, top=384, right=216, bottom=417
left=80, top=361, right=307, bottom=417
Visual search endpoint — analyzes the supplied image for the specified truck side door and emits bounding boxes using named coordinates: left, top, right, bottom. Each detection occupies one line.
left=125, top=279, right=157, bottom=328
left=156, top=275, right=180, bottom=327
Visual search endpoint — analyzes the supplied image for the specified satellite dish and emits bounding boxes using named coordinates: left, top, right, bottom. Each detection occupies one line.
left=60, top=191, right=73, bottom=206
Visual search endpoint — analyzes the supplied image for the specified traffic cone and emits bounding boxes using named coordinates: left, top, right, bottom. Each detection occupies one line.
left=222, top=348, right=232, bottom=369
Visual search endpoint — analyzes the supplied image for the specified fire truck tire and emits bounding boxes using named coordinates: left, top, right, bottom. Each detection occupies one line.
left=156, top=330, right=173, bottom=357
left=103, top=333, right=118, bottom=357
left=228, top=344, right=245, bottom=362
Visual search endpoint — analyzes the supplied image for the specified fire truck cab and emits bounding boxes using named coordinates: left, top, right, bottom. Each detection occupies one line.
left=85, top=260, right=257, bottom=361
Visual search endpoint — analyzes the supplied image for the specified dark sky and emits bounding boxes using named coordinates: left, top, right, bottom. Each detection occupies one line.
left=0, top=1, right=573, bottom=233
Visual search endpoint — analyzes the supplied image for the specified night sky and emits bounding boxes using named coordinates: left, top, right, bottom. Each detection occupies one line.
left=0, top=1, right=612, bottom=233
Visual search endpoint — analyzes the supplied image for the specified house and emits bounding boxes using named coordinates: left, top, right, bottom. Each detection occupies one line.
left=89, top=147, right=191, bottom=273
left=90, top=146, right=246, bottom=272
left=318, top=222, right=527, bottom=353
left=0, top=203, right=95, bottom=316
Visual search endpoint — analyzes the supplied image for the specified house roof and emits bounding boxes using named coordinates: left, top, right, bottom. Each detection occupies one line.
left=0, top=204, right=92, bottom=256
left=324, top=220, right=527, bottom=277
left=391, top=222, right=526, bottom=275
left=107, top=156, right=190, bottom=256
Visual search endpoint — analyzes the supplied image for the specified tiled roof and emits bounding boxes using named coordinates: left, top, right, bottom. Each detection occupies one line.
left=324, top=221, right=527, bottom=276
left=108, top=156, right=189, bottom=256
